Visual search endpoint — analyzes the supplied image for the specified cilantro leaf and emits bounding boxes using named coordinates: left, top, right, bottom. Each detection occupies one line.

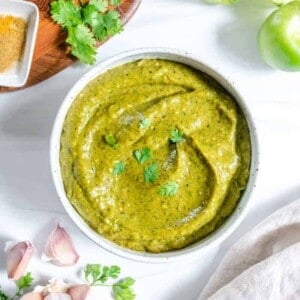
left=90, top=0, right=108, bottom=12
left=144, top=162, right=158, bottom=183
left=91, top=15, right=107, bottom=40
left=139, top=117, right=150, bottom=129
left=133, top=148, right=152, bottom=164
left=0, top=287, right=8, bottom=300
left=82, top=5, right=101, bottom=27
left=15, top=273, right=33, bottom=297
left=170, top=128, right=184, bottom=143
left=113, top=161, right=126, bottom=175
left=159, top=182, right=179, bottom=196
left=92, top=10, right=123, bottom=41
left=84, top=264, right=121, bottom=285
left=113, top=277, right=135, bottom=300
left=104, top=134, right=118, bottom=148
left=50, top=0, right=81, bottom=27
left=67, top=24, right=97, bottom=64
left=110, top=0, right=122, bottom=6
left=103, top=11, right=123, bottom=36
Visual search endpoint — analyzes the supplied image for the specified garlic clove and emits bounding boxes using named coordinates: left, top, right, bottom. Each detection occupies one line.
left=44, top=293, right=72, bottom=300
left=41, top=279, right=69, bottom=296
left=6, top=241, right=34, bottom=280
left=68, top=284, right=94, bottom=300
left=21, top=292, right=43, bottom=300
left=43, top=223, right=79, bottom=266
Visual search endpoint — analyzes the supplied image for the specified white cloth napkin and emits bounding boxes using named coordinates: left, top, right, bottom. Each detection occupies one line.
left=199, top=199, right=300, bottom=300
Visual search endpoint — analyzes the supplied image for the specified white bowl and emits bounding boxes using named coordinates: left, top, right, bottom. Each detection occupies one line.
left=50, top=48, right=259, bottom=263
left=0, top=0, right=39, bottom=87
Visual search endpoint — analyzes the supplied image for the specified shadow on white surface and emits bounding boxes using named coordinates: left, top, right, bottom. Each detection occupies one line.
left=216, top=0, right=274, bottom=72
left=0, top=70, right=85, bottom=213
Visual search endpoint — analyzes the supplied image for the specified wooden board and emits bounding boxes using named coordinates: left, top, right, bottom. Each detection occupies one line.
left=0, top=0, right=141, bottom=92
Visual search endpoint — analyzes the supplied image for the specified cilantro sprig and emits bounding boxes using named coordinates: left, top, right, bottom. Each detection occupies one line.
left=0, top=288, right=8, bottom=300
left=84, top=264, right=121, bottom=285
left=50, top=0, right=123, bottom=64
left=113, top=277, right=136, bottom=300
left=14, top=273, right=33, bottom=299
left=84, top=264, right=135, bottom=300
left=0, top=273, right=34, bottom=300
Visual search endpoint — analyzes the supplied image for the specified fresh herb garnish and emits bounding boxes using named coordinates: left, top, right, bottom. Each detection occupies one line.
left=133, top=148, right=152, bottom=164
left=50, top=0, right=123, bottom=64
left=104, top=134, right=117, bottom=148
left=170, top=128, right=184, bottom=143
left=110, top=0, right=122, bottom=5
left=159, top=182, right=179, bottom=196
left=113, top=161, right=126, bottom=175
left=84, top=264, right=121, bottom=285
left=0, top=288, right=8, bottom=300
left=84, top=264, right=136, bottom=300
left=139, top=117, right=150, bottom=129
left=144, top=162, right=158, bottom=183
left=67, top=25, right=97, bottom=64
left=113, top=277, right=136, bottom=300
left=13, top=273, right=33, bottom=299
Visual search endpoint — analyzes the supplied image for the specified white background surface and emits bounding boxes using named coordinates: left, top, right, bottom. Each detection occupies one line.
left=1, top=0, right=300, bottom=299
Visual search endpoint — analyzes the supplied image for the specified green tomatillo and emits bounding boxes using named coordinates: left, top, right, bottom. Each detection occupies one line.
left=258, top=0, right=300, bottom=71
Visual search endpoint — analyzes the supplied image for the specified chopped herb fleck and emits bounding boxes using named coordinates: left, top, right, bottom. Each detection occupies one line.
left=144, top=162, right=158, bottom=183
left=104, top=134, right=117, bottom=148
left=133, top=147, right=152, bottom=164
left=159, top=182, right=179, bottom=196
left=139, top=117, right=151, bottom=129
left=113, top=161, right=125, bottom=175
left=170, top=128, right=184, bottom=143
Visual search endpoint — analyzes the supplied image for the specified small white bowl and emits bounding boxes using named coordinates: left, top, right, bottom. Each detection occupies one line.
left=50, top=48, right=259, bottom=263
left=0, top=0, right=39, bottom=87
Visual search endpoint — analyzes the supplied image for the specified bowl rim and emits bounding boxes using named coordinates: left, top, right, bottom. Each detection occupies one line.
left=50, top=47, right=259, bottom=263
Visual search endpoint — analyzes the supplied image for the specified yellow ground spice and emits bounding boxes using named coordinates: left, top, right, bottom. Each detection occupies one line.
left=0, top=15, right=27, bottom=72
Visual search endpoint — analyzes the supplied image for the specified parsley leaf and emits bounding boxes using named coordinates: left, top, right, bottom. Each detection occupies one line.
left=104, top=134, right=118, bottom=148
left=84, top=264, right=121, bottom=285
left=113, top=277, right=136, bottom=300
left=139, top=117, right=150, bottom=129
left=159, top=182, right=179, bottom=196
left=144, top=162, right=158, bottom=183
left=0, top=288, right=8, bottom=300
left=170, top=128, right=184, bottom=143
left=90, top=0, right=108, bottom=12
left=110, top=0, right=122, bottom=6
left=113, top=161, right=126, bottom=175
left=50, top=0, right=81, bottom=27
left=133, top=148, right=152, bottom=164
left=15, top=273, right=33, bottom=297
left=67, top=25, right=97, bottom=64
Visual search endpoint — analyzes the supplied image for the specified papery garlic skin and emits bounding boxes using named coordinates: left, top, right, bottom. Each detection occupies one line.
left=21, top=292, right=43, bottom=300
left=43, top=223, right=79, bottom=266
left=41, top=279, right=69, bottom=296
left=6, top=241, right=34, bottom=280
left=68, top=284, right=95, bottom=300
left=44, top=293, right=72, bottom=300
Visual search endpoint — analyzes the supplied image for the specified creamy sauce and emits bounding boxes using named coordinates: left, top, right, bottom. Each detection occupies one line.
left=60, top=59, right=251, bottom=253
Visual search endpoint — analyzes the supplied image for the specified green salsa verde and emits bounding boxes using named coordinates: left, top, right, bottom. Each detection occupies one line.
left=60, top=59, right=251, bottom=253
